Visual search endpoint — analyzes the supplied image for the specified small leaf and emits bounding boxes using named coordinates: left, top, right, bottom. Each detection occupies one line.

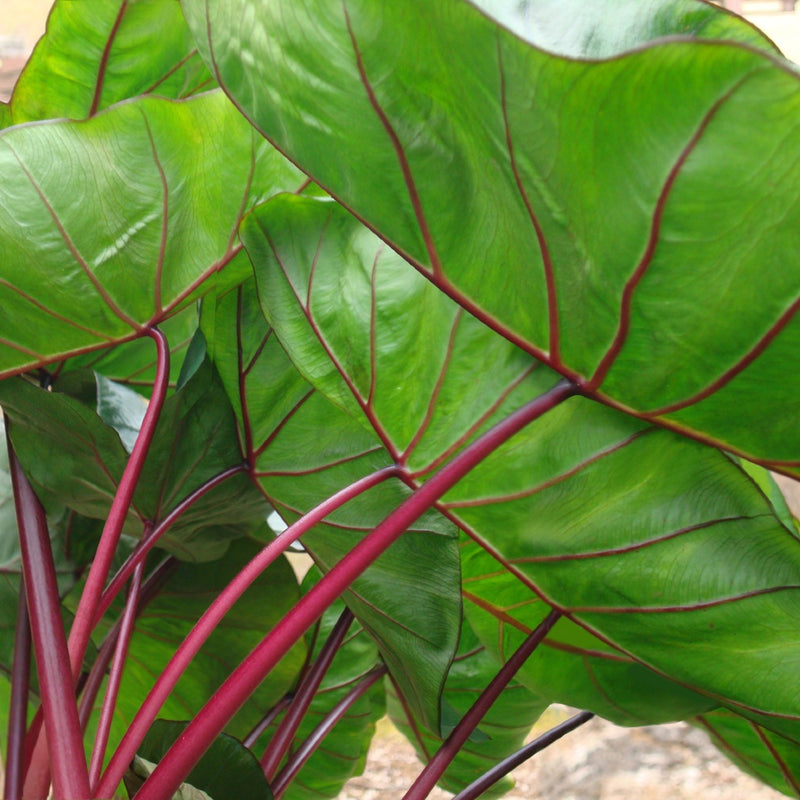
left=131, top=719, right=272, bottom=800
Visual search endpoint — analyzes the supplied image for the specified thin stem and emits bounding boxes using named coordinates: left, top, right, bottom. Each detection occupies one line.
left=402, top=609, right=562, bottom=800
left=243, top=696, right=293, bottom=750
left=261, top=608, right=355, bottom=779
left=97, top=465, right=399, bottom=798
left=271, top=664, right=388, bottom=799
left=4, top=575, right=31, bottom=800
left=96, top=464, right=246, bottom=623
left=132, top=380, right=576, bottom=800
left=450, top=711, right=595, bottom=800
left=88, top=561, right=145, bottom=788
left=67, top=327, right=169, bottom=680
left=7, top=437, right=92, bottom=800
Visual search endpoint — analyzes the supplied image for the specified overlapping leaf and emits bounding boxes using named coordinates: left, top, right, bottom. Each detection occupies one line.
left=239, top=195, right=800, bottom=750
left=11, top=0, right=214, bottom=124
left=0, top=89, right=301, bottom=380
left=201, top=279, right=460, bottom=733
left=0, top=360, right=268, bottom=562
left=184, top=0, right=800, bottom=467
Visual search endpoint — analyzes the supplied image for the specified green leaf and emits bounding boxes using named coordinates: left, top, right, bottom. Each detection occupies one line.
left=388, top=617, right=546, bottom=798
left=0, top=90, right=302, bottom=380
left=130, top=719, right=272, bottom=800
left=693, top=710, right=800, bottom=797
left=12, top=0, right=214, bottom=124
left=186, top=0, right=800, bottom=468
left=201, top=278, right=461, bottom=734
left=0, top=359, right=268, bottom=562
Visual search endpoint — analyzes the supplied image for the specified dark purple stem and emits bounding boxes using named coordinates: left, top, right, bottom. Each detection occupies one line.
left=97, top=465, right=400, bottom=798
left=96, top=464, right=246, bottom=623
left=261, top=608, right=355, bottom=779
left=4, top=575, right=31, bottom=800
left=67, top=327, right=169, bottom=678
left=450, top=711, right=595, bottom=800
left=401, top=609, right=562, bottom=800
left=131, top=380, right=575, bottom=800
left=243, top=696, right=293, bottom=750
left=271, top=664, right=388, bottom=799
left=88, top=561, right=145, bottom=788
left=7, top=438, right=92, bottom=800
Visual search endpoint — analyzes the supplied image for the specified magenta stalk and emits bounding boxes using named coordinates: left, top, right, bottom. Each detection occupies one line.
left=271, top=664, right=388, bottom=798
left=131, top=380, right=576, bottom=800
left=7, top=439, right=91, bottom=800
left=97, top=465, right=400, bottom=797
left=451, top=710, right=595, bottom=800
left=4, top=575, right=31, bottom=800
left=261, top=608, right=355, bottom=779
left=88, top=561, right=145, bottom=788
left=67, top=326, right=169, bottom=679
left=402, top=609, right=562, bottom=800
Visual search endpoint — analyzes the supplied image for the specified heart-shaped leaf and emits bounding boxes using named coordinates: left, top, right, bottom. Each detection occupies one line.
left=184, top=0, right=800, bottom=469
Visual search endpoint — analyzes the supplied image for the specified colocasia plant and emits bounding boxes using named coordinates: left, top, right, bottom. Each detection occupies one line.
left=2, top=0, right=800, bottom=798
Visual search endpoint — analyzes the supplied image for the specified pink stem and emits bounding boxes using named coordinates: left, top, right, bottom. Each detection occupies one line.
left=131, top=380, right=576, bottom=800
left=261, top=608, right=355, bottom=779
left=88, top=561, right=145, bottom=788
left=7, top=438, right=92, bottom=800
left=67, top=327, right=169, bottom=679
left=96, top=464, right=246, bottom=623
left=402, top=609, right=562, bottom=800
left=97, top=465, right=399, bottom=798
left=4, top=575, right=31, bottom=800
left=271, top=664, right=388, bottom=799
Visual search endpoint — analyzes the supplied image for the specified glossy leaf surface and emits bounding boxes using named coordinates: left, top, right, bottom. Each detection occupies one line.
left=11, top=0, right=214, bottom=123
left=202, top=279, right=460, bottom=733
left=241, top=195, right=800, bottom=743
left=0, top=90, right=301, bottom=379
left=186, top=0, right=800, bottom=468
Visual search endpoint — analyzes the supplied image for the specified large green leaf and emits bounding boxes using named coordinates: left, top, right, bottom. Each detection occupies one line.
left=693, top=710, right=800, bottom=797
left=388, top=617, right=546, bottom=798
left=184, top=0, right=800, bottom=468
left=201, top=279, right=461, bottom=734
left=11, top=0, right=214, bottom=124
left=0, top=360, right=268, bottom=562
left=239, top=195, right=800, bottom=747
left=0, top=90, right=301, bottom=380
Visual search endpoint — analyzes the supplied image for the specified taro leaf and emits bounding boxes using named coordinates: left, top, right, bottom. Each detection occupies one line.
left=11, top=0, right=214, bottom=124
left=387, top=616, right=546, bottom=799
left=129, top=719, right=272, bottom=800
left=186, top=0, right=800, bottom=468
left=0, top=359, right=267, bottom=562
left=201, top=278, right=460, bottom=734
left=256, top=567, right=385, bottom=800
left=693, top=710, right=800, bottom=797
left=93, top=541, right=305, bottom=758
left=0, top=89, right=302, bottom=381
left=471, top=0, right=780, bottom=57
left=240, top=196, right=800, bottom=743
left=0, top=103, right=10, bottom=130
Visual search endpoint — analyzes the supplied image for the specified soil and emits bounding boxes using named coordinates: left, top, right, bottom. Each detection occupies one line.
left=340, top=710, right=787, bottom=799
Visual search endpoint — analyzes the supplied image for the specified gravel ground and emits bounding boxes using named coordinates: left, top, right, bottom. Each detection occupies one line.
left=340, top=711, right=787, bottom=800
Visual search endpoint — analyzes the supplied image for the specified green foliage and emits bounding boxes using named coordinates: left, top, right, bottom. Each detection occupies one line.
left=3, top=1, right=800, bottom=798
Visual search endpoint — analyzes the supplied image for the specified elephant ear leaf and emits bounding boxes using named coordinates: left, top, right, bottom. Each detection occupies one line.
left=183, top=0, right=800, bottom=469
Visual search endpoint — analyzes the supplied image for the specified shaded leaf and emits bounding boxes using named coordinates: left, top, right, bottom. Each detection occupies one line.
left=131, top=718, right=272, bottom=800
